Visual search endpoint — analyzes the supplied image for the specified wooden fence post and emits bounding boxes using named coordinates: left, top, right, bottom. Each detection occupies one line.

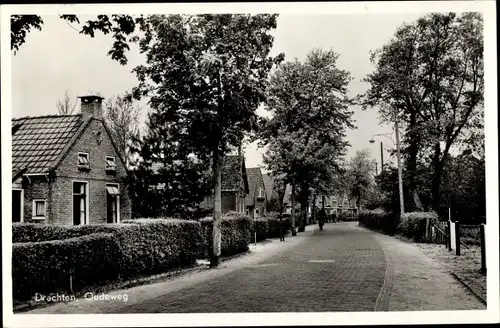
left=447, top=220, right=452, bottom=251
left=480, top=224, right=486, bottom=274
left=455, top=221, right=461, bottom=256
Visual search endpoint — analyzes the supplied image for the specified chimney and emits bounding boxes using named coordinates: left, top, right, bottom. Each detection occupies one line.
left=78, top=95, right=104, bottom=120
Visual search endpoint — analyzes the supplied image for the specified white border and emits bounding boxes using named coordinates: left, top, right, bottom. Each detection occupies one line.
left=2, top=1, right=498, bottom=327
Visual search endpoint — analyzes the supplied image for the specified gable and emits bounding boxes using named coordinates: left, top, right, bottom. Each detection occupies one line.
left=55, top=118, right=127, bottom=177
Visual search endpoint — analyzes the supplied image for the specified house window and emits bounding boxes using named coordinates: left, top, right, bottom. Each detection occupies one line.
left=106, top=184, right=120, bottom=224
left=106, top=156, right=116, bottom=173
left=78, top=152, right=90, bottom=170
left=73, top=182, right=88, bottom=225
left=32, top=199, right=46, bottom=220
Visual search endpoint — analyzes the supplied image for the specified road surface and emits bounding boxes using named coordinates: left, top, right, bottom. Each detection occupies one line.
left=26, top=222, right=485, bottom=313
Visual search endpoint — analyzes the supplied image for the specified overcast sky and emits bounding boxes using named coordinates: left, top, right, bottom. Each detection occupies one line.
left=11, top=13, right=425, bottom=170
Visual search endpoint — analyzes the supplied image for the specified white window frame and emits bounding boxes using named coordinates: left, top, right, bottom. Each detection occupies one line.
left=106, top=156, right=116, bottom=171
left=72, top=180, right=89, bottom=225
left=13, top=188, right=24, bottom=223
left=258, top=187, right=264, bottom=198
left=77, top=152, right=90, bottom=169
left=106, top=183, right=120, bottom=224
left=32, top=199, right=46, bottom=220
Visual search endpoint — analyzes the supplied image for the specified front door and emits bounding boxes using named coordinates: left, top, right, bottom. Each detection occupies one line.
left=12, top=190, right=22, bottom=222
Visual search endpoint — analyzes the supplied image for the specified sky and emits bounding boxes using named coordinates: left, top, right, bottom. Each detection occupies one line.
left=11, top=13, right=426, bottom=171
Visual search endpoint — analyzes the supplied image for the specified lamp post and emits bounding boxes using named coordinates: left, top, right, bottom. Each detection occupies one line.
left=369, top=120, right=405, bottom=215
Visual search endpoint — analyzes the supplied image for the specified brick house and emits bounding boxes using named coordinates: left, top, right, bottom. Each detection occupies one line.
left=201, top=154, right=249, bottom=214
left=245, top=167, right=267, bottom=219
left=11, top=95, right=131, bottom=225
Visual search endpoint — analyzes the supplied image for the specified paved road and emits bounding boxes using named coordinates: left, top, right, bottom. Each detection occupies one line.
left=27, top=222, right=485, bottom=314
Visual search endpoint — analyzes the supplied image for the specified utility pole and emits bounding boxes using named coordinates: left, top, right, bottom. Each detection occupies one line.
left=380, top=141, right=384, bottom=172
left=395, top=114, right=405, bottom=214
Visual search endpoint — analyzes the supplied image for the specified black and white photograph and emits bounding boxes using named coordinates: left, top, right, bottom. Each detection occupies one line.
left=1, top=1, right=498, bottom=327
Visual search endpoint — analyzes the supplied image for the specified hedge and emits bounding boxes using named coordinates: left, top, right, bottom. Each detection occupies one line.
left=12, top=233, right=120, bottom=301
left=252, top=218, right=269, bottom=242
left=267, top=217, right=292, bottom=238
left=398, top=212, right=438, bottom=242
left=12, top=219, right=203, bottom=301
left=358, top=209, right=399, bottom=235
left=201, top=214, right=252, bottom=258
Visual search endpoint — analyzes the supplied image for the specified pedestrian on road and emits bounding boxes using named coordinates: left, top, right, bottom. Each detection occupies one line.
left=318, top=208, right=326, bottom=231
left=279, top=214, right=286, bottom=242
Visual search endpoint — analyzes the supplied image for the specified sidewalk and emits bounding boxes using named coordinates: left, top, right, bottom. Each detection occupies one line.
left=353, top=224, right=486, bottom=311
left=22, top=229, right=312, bottom=314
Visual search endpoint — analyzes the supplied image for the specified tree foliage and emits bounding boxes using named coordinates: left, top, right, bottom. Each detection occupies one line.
left=361, top=12, right=484, bottom=211
left=11, top=14, right=140, bottom=65
left=343, top=149, right=376, bottom=208
left=103, top=94, right=141, bottom=167
left=56, top=90, right=78, bottom=115
left=261, top=48, right=355, bottom=229
left=128, top=14, right=282, bottom=264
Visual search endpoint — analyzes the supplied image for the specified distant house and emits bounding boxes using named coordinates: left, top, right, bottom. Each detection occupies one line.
left=11, top=95, right=131, bottom=225
left=245, top=167, right=267, bottom=218
left=314, top=192, right=357, bottom=216
left=201, top=154, right=249, bottom=214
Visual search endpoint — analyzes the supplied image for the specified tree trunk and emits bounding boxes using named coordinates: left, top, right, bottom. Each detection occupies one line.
left=431, top=143, right=443, bottom=213
left=312, top=191, right=317, bottom=224
left=407, top=113, right=423, bottom=211
left=322, top=195, right=326, bottom=210
left=210, top=150, right=222, bottom=267
left=291, top=183, right=297, bottom=236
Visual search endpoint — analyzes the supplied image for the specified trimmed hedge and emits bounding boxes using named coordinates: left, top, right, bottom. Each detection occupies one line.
left=358, top=209, right=399, bottom=235
left=201, top=215, right=252, bottom=258
left=252, top=218, right=269, bottom=242
left=267, top=217, right=292, bottom=238
left=398, top=212, right=438, bottom=242
left=12, top=233, right=120, bottom=301
left=12, top=219, right=203, bottom=301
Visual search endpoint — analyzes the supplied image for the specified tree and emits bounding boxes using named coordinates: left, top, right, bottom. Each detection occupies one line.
left=344, top=149, right=376, bottom=208
left=104, top=94, right=141, bottom=167
left=56, top=90, right=78, bottom=115
left=261, top=48, right=354, bottom=233
left=11, top=14, right=143, bottom=65
left=130, top=14, right=283, bottom=267
left=362, top=13, right=484, bottom=212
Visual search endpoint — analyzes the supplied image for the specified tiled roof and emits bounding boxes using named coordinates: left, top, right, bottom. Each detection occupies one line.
left=12, top=115, right=84, bottom=174
left=245, top=167, right=263, bottom=206
left=262, top=173, right=275, bottom=200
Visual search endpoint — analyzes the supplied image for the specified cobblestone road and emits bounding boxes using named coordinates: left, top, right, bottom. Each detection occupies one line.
left=25, top=222, right=485, bottom=314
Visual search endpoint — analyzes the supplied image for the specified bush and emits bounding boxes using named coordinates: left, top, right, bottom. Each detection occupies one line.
left=358, top=209, right=399, bottom=235
left=252, top=218, right=269, bottom=242
left=13, top=219, right=203, bottom=281
left=12, top=233, right=120, bottom=301
left=266, top=217, right=292, bottom=238
left=398, top=212, right=438, bottom=242
left=200, top=215, right=252, bottom=258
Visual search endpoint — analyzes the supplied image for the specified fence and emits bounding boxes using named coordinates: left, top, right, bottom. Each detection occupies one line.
left=444, top=220, right=486, bottom=274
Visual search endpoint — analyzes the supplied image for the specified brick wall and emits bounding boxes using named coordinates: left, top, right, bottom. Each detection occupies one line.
left=22, top=177, right=51, bottom=223
left=51, top=118, right=131, bottom=225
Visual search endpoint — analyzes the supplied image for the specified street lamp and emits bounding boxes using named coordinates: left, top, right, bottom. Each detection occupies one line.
left=369, top=120, right=405, bottom=214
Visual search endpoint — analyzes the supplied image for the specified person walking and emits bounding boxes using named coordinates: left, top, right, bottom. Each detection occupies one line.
left=318, top=208, right=326, bottom=231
